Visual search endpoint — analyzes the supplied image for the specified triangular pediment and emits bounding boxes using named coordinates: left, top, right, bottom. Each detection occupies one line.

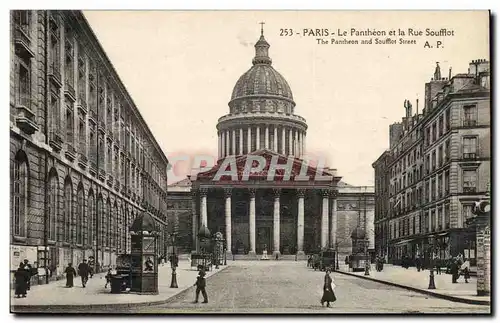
left=196, top=149, right=339, bottom=183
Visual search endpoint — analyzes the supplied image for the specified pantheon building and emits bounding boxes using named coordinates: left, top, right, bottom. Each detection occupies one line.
left=168, top=29, right=375, bottom=260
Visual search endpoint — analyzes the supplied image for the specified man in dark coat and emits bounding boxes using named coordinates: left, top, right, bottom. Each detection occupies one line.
left=78, top=259, right=90, bottom=288
left=415, top=257, right=421, bottom=272
left=22, top=259, right=33, bottom=291
left=193, top=269, right=208, bottom=303
left=14, top=263, right=29, bottom=298
left=65, top=263, right=77, bottom=288
left=321, top=270, right=336, bottom=307
left=451, top=259, right=460, bottom=283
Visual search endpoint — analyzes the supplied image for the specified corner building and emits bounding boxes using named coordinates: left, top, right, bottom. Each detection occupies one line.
left=10, top=10, right=169, bottom=283
left=373, top=60, right=490, bottom=266
left=186, top=30, right=375, bottom=260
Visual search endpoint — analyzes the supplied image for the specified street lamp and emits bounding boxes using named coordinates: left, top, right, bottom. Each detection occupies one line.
left=364, top=238, right=370, bottom=276
left=428, top=237, right=436, bottom=289
left=170, top=233, right=178, bottom=288
left=335, top=241, right=340, bottom=271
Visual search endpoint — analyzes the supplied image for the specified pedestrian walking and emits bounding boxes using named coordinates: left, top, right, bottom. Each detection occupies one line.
left=415, top=256, right=421, bottom=272
left=320, top=270, right=336, bottom=307
left=451, top=258, right=460, bottom=283
left=78, top=259, right=90, bottom=288
left=65, top=263, right=77, bottom=288
left=461, top=258, right=471, bottom=283
left=435, top=258, right=442, bottom=275
left=14, top=263, right=29, bottom=298
left=104, top=268, right=112, bottom=288
left=193, top=269, right=208, bottom=303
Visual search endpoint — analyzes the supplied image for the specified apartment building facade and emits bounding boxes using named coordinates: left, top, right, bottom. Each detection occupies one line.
left=10, top=10, right=169, bottom=283
left=373, top=60, right=490, bottom=266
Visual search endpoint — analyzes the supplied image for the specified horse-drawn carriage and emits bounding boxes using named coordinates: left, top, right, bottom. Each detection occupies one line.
left=309, top=249, right=336, bottom=271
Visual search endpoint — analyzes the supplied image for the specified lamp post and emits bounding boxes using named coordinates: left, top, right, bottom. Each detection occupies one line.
left=428, top=238, right=436, bottom=289
left=335, top=241, right=340, bottom=271
left=170, top=233, right=178, bottom=288
left=364, top=238, right=370, bottom=276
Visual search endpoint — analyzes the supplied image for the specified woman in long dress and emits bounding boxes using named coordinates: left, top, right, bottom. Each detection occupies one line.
left=321, top=270, right=337, bottom=307
left=65, top=263, right=77, bottom=288
left=14, top=263, right=28, bottom=298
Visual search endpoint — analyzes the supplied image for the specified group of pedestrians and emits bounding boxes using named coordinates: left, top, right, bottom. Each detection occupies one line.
left=63, top=259, right=92, bottom=288
left=14, top=259, right=36, bottom=298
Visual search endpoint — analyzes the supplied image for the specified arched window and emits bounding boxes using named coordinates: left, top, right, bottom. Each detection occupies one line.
left=87, top=191, right=95, bottom=247
left=63, top=179, right=72, bottom=243
left=12, top=155, right=28, bottom=237
left=76, top=185, right=84, bottom=245
left=48, top=171, right=58, bottom=241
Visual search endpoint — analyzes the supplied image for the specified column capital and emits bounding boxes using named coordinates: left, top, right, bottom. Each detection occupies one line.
left=321, top=189, right=330, bottom=198
left=224, top=188, right=232, bottom=198
left=296, top=188, right=306, bottom=198
left=199, top=188, right=208, bottom=197
left=330, top=189, right=339, bottom=199
left=272, top=188, right=281, bottom=198
left=248, top=188, right=256, bottom=198
left=190, top=189, right=198, bottom=198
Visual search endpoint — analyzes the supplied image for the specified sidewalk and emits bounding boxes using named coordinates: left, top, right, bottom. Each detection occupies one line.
left=11, top=260, right=228, bottom=311
left=337, top=264, right=490, bottom=306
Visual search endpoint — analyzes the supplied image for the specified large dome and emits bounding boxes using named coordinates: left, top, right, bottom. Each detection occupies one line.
left=231, top=65, right=294, bottom=101
left=228, top=33, right=295, bottom=113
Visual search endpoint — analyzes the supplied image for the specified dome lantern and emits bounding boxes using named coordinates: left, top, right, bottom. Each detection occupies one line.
left=252, top=22, right=272, bottom=66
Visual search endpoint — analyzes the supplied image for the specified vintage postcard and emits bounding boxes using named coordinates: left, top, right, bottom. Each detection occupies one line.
left=9, top=10, right=491, bottom=314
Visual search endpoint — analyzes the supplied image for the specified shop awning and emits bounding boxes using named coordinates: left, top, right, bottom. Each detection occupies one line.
left=393, top=238, right=416, bottom=246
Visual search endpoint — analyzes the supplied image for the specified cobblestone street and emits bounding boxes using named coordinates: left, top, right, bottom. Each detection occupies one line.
left=130, top=261, right=490, bottom=313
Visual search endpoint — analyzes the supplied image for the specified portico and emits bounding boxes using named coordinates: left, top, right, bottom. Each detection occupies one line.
left=191, top=150, right=341, bottom=258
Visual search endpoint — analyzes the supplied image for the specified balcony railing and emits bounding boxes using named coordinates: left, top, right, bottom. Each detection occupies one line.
left=15, top=104, right=38, bottom=135
left=89, top=161, right=97, bottom=176
left=14, top=26, right=34, bottom=58
left=463, top=153, right=477, bottom=160
left=65, top=144, right=76, bottom=161
left=77, top=98, right=87, bottom=114
left=463, top=187, right=477, bottom=193
left=64, top=82, right=76, bottom=101
left=463, top=119, right=477, bottom=127
left=49, top=130, right=63, bottom=151
left=49, top=63, right=62, bottom=87
left=77, top=153, right=88, bottom=169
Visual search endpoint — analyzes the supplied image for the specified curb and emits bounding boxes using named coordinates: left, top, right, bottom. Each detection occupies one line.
left=11, top=266, right=231, bottom=313
left=336, top=270, right=490, bottom=306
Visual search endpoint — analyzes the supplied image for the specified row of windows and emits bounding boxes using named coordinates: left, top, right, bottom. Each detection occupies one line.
left=12, top=154, right=143, bottom=252
left=389, top=204, right=450, bottom=240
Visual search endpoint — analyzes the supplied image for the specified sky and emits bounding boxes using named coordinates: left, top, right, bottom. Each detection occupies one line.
left=82, top=10, right=489, bottom=186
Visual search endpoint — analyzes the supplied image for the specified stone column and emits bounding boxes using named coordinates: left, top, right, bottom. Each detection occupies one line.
left=281, top=127, right=286, bottom=154
left=200, top=188, right=208, bottom=228
left=330, top=190, right=338, bottom=249
left=256, top=126, right=260, bottom=150
left=273, top=127, right=278, bottom=152
left=294, top=130, right=299, bottom=157
left=232, top=129, right=236, bottom=155
left=297, top=189, right=306, bottom=258
left=239, top=128, right=243, bottom=155
left=224, top=188, right=232, bottom=256
left=321, top=190, right=330, bottom=249
left=226, top=131, right=230, bottom=156
left=248, top=188, right=257, bottom=257
left=191, top=190, right=198, bottom=253
left=302, top=132, right=306, bottom=156
left=273, top=189, right=281, bottom=257
left=265, top=126, right=269, bottom=149
left=217, top=132, right=221, bottom=159
left=247, top=127, right=252, bottom=153
left=289, top=129, right=293, bottom=155
left=221, top=130, right=225, bottom=158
